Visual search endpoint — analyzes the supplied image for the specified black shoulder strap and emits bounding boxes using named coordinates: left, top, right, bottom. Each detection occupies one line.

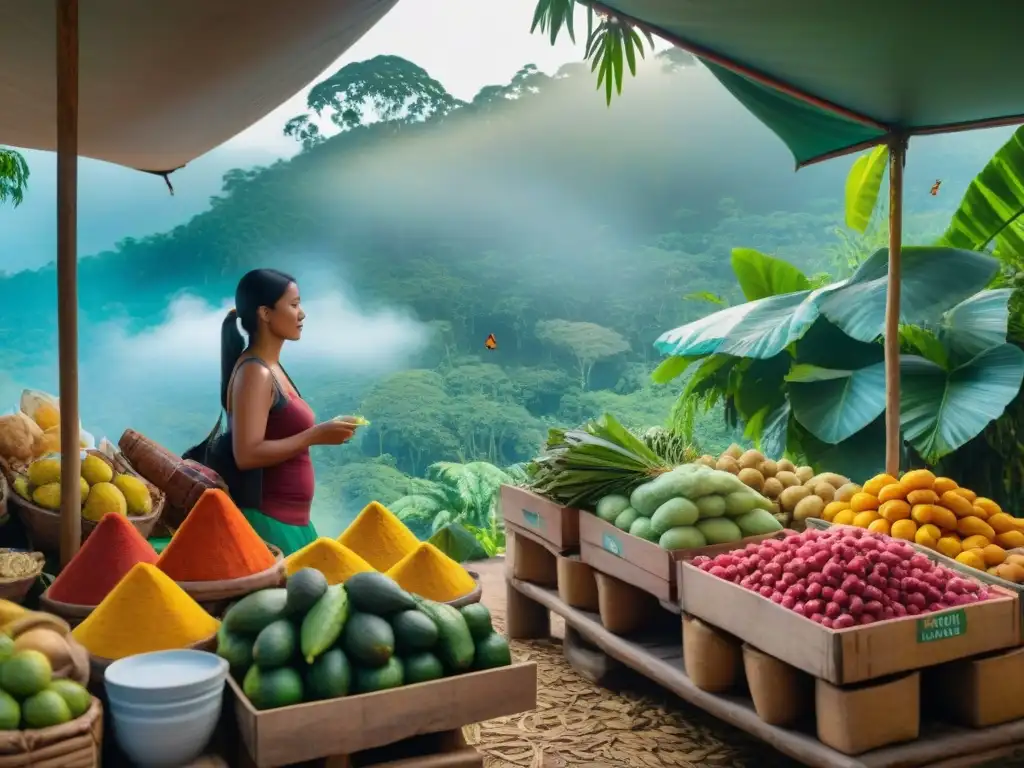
left=230, top=357, right=285, bottom=411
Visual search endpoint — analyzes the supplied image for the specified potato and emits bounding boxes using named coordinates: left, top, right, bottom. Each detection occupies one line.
left=737, top=468, right=765, bottom=493
left=738, top=449, right=765, bottom=470
left=775, top=470, right=800, bottom=488
left=715, top=455, right=740, bottom=474
left=696, top=454, right=717, bottom=468
left=813, top=482, right=836, bottom=503
left=776, top=458, right=796, bottom=474
left=995, top=562, right=1024, bottom=583
left=795, top=466, right=814, bottom=484
left=724, top=443, right=744, bottom=460
left=807, top=472, right=849, bottom=489
left=833, top=483, right=861, bottom=503
left=793, top=495, right=825, bottom=522
left=759, top=459, right=778, bottom=478
left=762, top=477, right=784, bottom=499
left=779, top=485, right=812, bottom=512
left=1007, top=554, right=1024, bottom=568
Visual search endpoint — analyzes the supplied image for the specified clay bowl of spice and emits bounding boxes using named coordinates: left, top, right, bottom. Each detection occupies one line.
left=0, top=549, right=45, bottom=604
left=444, top=570, right=482, bottom=608
left=178, top=547, right=285, bottom=618
left=386, top=543, right=484, bottom=607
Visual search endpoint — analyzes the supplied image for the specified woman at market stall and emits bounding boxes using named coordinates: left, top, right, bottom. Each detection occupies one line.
left=183, top=268, right=358, bottom=555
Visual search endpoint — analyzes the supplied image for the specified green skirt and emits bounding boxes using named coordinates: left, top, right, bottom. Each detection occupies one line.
left=239, top=508, right=318, bottom=557
left=148, top=509, right=317, bottom=557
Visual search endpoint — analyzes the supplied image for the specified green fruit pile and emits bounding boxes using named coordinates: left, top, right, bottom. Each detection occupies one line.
left=0, top=640, right=91, bottom=730
left=218, top=568, right=512, bottom=711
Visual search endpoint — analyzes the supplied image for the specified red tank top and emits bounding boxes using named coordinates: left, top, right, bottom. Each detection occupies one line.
left=261, top=394, right=316, bottom=526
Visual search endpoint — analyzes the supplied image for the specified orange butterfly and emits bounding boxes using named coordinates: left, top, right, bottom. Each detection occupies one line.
left=484, top=333, right=497, bottom=350
left=930, top=180, right=942, bottom=196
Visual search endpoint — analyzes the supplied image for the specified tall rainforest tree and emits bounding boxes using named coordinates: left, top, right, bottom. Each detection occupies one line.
left=0, top=148, right=29, bottom=207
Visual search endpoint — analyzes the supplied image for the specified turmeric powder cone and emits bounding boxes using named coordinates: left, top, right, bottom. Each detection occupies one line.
left=285, top=538, right=374, bottom=585
left=338, top=501, right=419, bottom=572
left=386, top=542, right=476, bottom=602
left=71, top=563, right=220, bottom=660
left=157, top=488, right=276, bottom=581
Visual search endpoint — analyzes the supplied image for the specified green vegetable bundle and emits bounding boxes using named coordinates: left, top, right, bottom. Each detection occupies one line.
left=528, top=413, right=673, bottom=507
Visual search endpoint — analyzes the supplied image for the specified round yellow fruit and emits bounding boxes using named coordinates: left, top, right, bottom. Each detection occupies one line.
left=81, top=482, right=127, bottom=522
left=890, top=519, right=917, bottom=541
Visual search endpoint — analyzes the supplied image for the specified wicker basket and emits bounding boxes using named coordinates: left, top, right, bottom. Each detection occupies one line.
left=0, top=550, right=45, bottom=605
left=0, top=697, right=102, bottom=768
left=178, top=544, right=285, bottom=617
left=118, top=429, right=227, bottom=530
left=36, top=590, right=93, bottom=628
left=0, top=451, right=165, bottom=554
left=443, top=570, right=483, bottom=608
left=0, top=474, right=8, bottom=528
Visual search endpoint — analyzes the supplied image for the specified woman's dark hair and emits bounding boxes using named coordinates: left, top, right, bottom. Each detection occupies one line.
left=219, top=268, right=296, bottom=410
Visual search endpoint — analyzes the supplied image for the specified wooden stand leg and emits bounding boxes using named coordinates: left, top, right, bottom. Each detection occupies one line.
left=506, top=581, right=550, bottom=640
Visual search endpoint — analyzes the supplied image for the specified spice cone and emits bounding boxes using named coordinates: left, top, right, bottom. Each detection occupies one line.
left=338, top=501, right=419, bottom=571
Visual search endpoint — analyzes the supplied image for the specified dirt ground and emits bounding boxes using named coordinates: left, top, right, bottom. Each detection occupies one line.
left=467, top=559, right=799, bottom=768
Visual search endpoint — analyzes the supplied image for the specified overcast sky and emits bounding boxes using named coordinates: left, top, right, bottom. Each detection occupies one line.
left=226, top=0, right=597, bottom=155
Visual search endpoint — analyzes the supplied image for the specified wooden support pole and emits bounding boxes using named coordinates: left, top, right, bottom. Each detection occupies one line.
left=884, top=136, right=907, bottom=477
left=56, top=0, right=81, bottom=567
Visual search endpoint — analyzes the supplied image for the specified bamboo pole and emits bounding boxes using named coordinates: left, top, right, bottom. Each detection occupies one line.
left=884, top=136, right=907, bottom=477
left=56, top=0, right=81, bottom=567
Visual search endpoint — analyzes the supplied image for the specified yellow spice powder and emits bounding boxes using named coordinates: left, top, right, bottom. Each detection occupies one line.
left=338, top=501, right=419, bottom=572
left=285, top=538, right=375, bottom=585
left=386, top=542, right=477, bottom=602
left=71, top=563, right=220, bottom=660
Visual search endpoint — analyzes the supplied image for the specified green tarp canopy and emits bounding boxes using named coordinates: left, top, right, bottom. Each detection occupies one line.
left=596, top=0, right=1024, bottom=166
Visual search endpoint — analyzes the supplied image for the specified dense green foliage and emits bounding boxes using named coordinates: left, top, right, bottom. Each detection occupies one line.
left=0, top=54, right=1004, bottom=535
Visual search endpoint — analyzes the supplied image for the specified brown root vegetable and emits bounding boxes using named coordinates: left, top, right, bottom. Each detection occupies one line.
left=793, top=495, right=825, bottom=522
left=737, top=468, right=765, bottom=493
left=738, top=449, right=765, bottom=470
left=762, top=477, right=784, bottom=499
left=833, top=483, right=861, bottom=503
left=716, top=455, right=740, bottom=474
left=775, top=471, right=800, bottom=488
left=724, top=443, right=744, bottom=460
left=813, top=483, right=837, bottom=503
left=779, top=485, right=812, bottom=512
left=776, top=458, right=796, bottom=474
left=759, top=459, right=778, bottom=478
left=697, top=455, right=717, bottom=468
left=795, top=466, right=814, bottom=484
left=807, top=472, right=849, bottom=490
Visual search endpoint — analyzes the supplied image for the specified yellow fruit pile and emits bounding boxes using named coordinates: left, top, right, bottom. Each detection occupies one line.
left=12, top=454, right=153, bottom=521
left=821, top=469, right=1024, bottom=581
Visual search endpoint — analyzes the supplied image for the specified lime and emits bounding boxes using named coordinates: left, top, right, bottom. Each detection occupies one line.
left=0, top=635, right=15, bottom=665
left=21, top=689, right=71, bottom=729
left=48, top=680, right=90, bottom=718
left=0, top=690, right=19, bottom=730
left=0, top=650, right=52, bottom=699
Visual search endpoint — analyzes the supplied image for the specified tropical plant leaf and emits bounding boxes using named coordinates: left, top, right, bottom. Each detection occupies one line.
left=786, top=362, right=887, bottom=444
left=899, top=325, right=949, bottom=368
left=759, top=401, right=791, bottom=459
left=938, top=289, right=1013, bottom=363
left=844, top=145, right=888, bottom=233
left=795, top=416, right=889, bottom=482
left=730, top=248, right=811, bottom=301
left=938, top=125, right=1024, bottom=260
left=683, top=291, right=727, bottom=307
left=818, top=246, right=999, bottom=343
left=428, top=523, right=489, bottom=563
left=900, top=344, right=1024, bottom=462
left=650, top=355, right=696, bottom=384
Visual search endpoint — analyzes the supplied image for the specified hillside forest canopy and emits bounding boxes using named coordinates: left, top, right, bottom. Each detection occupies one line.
left=0, top=53, right=1017, bottom=542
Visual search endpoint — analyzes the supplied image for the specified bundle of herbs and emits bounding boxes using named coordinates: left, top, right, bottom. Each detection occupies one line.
left=528, top=413, right=675, bottom=507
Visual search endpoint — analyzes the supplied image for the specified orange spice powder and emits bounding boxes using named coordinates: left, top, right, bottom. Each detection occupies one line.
left=156, top=489, right=276, bottom=581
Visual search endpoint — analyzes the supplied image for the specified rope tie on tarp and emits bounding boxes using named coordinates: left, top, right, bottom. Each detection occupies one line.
left=139, top=166, right=185, bottom=196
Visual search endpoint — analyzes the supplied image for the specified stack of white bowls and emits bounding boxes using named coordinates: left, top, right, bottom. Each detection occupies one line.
left=104, top=650, right=229, bottom=768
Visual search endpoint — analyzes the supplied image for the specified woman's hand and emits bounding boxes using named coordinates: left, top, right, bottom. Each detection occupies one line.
left=310, top=420, right=356, bottom=446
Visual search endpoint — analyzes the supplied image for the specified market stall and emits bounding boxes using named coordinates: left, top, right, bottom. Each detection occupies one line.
left=505, top=415, right=1024, bottom=766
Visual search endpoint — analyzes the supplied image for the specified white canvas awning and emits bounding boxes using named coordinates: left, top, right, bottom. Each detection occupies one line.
left=0, top=0, right=400, bottom=172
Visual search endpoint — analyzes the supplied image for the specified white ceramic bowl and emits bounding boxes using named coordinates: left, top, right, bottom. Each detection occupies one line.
left=108, top=685, right=224, bottom=721
left=105, top=649, right=228, bottom=706
left=111, top=694, right=223, bottom=768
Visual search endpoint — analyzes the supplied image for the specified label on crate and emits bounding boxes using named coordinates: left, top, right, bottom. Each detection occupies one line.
left=521, top=510, right=543, bottom=529
left=602, top=532, right=623, bottom=557
left=916, top=609, right=967, bottom=643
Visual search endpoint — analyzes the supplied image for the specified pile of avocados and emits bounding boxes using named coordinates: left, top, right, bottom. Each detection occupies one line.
left=217, top=568, right=512, bottom=710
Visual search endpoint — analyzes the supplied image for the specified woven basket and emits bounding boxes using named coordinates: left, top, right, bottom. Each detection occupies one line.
left=443, top=570, right=483, bottom=608
left=118, top=429, right=227, bottom=530
left=0, top=550, right=45, bottom=605
left=178, top=544, right=285, bottom=617
left=36, top=590, right=94, bottom=628
left=0, top=451, right=165, bottom=554
left=87, top=632, right=218, bottom=689
left=0, top=474, right=8, bottom=528
left=0, top=697, right=102, bottom=768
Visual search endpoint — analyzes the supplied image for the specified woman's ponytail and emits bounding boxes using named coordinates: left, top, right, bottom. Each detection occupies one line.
left=220, top=308, right=246, bottom=410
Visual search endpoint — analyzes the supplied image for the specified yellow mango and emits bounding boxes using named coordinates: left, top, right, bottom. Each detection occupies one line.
left=868, top=518, right=891, bottom=536
left=862, top=474, right=899, bottom=497
left=961, top=534, right=992, bottom=551
left=958, top=516, right=996, bottom=541
left=915, top=524, right=941, bottom=549
left=850, top=492, right=880, bottom=513
left=936, top=536, right=962, bottom=559
left=981, top=544, right=1007, bottom=567
left=822, top=501, right=850, bottom=523
left=995, top=530, right=1024, bottom=549
left=986, top=512, right=1016, bottom=534
left=853, top=511, right=880, bottom=528
left=954, top=487, right=978, bottom=503
left=879, top=499, right=911, bottom=523
left=890, top=519, right=917, bottom=541
left=877, top=484, right=907, bottom=504
left=975, top=498, right=1003, bottom=518
left=939, top=491, right=975, bottom=519
left=911, top=504, right=958, bottom=531
left=907, top=489, right=940, bottom=506
left=995, top=562, right=1024, bottom=583
left=932, top=477, right=959, bottom=496
left=955, top=549, right=986, bottom=570
left=900, top=469, right=936, bottom=491
left=832, top=509, right=857, bottom=526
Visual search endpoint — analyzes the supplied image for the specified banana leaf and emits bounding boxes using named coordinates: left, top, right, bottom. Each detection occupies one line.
left=786, top=361, right=887, bottom=444
left=844, top=145, right=888, bottom=233
left=730, top=247, right=811, bottom=301
left=428, top=523, right=489, bottom=563
left=939, top=289, right=1013, bottom=364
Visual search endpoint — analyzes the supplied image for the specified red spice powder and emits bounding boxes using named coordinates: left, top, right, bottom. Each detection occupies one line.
left=48, top=513, right=158, bottom=606
left=156, top=489, right=275, bottom=581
